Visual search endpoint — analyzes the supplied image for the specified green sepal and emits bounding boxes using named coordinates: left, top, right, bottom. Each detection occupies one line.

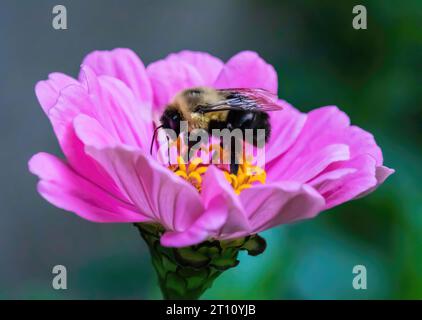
left=173, top=246, right=211, bottom=268
left=135, top=223, right=267, bottom=299
left=241, top=234, right=267, bottom=256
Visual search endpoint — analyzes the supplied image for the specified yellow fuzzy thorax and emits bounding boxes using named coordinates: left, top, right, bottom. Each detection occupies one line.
left=189, top=111, right=229, bottom=130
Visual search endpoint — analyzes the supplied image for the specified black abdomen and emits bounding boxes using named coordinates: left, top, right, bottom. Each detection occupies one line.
left=225, top=110, right=271, bottom=147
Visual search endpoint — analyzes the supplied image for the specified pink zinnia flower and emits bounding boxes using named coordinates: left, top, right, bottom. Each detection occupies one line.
left=29, top=49, right=394, bottom=249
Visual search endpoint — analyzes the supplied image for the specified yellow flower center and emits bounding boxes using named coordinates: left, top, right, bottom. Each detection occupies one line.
left=170, top=156, right=266, bottom=195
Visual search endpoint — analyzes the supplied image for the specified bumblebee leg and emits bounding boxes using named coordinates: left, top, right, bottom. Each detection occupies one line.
left=230, top=162, right=239, bottom=175
left=229, top=146, right=240, bottom=174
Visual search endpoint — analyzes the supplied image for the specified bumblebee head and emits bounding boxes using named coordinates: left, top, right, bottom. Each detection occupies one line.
left=160, top=108, right=183, bottom=136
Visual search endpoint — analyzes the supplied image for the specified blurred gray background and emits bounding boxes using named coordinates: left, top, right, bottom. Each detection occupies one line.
left=0, top=0, right=421, bottom=299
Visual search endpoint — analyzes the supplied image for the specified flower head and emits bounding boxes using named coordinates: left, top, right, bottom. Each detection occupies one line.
left=29, top=48, right=394, bottom=248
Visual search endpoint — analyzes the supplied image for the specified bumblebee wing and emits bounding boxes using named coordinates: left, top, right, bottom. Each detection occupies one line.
left=197, top=88, right=283, bottom=113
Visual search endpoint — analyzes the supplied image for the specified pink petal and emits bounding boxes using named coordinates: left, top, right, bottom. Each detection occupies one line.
left=43, top=68, right=153, bottom=199
left=147, top=57, right=205, bottom=113
left=318, top=154, right=378, bottom=209
left=167, top=50, right=224, bottom=85
left=94, top=75, right=153, bottom=149
left=52, top=66, right=153, bottom=150
left=374, top=166, right=395, bottom=185
left=201, top=166, right=250, bottom=236
left=266, top=105, right=391, bottom=208
left=214, top=51, right=278, bottom=94
left=276, top=144, right=350, bottom=183
left=45, top=83, right=120, bottom=197
left=265, top=100, right=307, bottom=164
left=239, top=182, right=325, bottom=233
left=267, top=106, right=383, bottom=184
left=28, top=153, right=147, bottom=223
left=268, top=106, right=350, bottom=180
left=77, top=121, right=204, bottom=231
left=355, top=165, right=395, bottom=199
left=309, top=168, right=357, bottom=188
left=341, top=125, right=383, bottom=166
left=35, top=72, right=79, bottom=114
left=160, top=204, right=227, bottom=248
left=73, top=114, right=117, bottom=148
left=80, top=48, right=153, bottom=106
left=161, top=166, right=249, bottom=247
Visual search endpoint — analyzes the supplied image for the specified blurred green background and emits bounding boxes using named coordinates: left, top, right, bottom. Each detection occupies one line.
left=0, top=0, right=420, bottom=299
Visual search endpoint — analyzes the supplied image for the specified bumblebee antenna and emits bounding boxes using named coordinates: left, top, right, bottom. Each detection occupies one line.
left=150, top=125, right=163, bottom=155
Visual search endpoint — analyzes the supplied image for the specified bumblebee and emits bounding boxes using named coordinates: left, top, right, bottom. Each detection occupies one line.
left=155, top=87, right=283, bottom=173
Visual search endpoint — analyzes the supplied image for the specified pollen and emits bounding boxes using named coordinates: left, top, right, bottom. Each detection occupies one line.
left=171, top=156, right=208, bottom=191
left=170, top=156, right=266, bottom=194
left=223, top=162, right=266, bottom=194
